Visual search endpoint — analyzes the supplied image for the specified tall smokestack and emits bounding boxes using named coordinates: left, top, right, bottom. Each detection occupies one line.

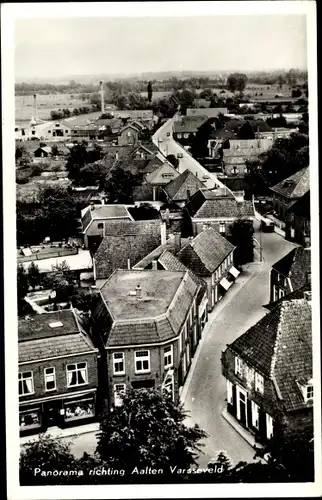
left=33, top=94, right=37, bottom=122
left=100, top=81, right=104, bottom=114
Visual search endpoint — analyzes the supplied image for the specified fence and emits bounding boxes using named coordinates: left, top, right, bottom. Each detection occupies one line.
left=17, top=247, right=78, bottom=263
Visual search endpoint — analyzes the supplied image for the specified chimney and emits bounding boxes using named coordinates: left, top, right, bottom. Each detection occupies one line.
left=304, top=290, right=312, bottom=302
left=160, top=222, right=167, bottom=245
left=173, top=232, right=181, bottom=253
left=306, top=272, right=311, bottom=285
left=165, top=208, right=170, bottom=227
left=152, top=260, right=158, bottom=270
left=33, top=94, right=37, bottom=122
left=127, top=258, right=131, bottom=270
left=303, top=235, right=311, bottom=248
left=115, top=151, right=119, bottom=160
left=100, top=81, right=104, bottom=114
left=136, top=284, right=142, bottom=298
left=186, top=189, right=191, bottom=202
left=90, top=201, right=95, bottom=211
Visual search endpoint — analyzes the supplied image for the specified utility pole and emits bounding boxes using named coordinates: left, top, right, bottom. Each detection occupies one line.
left=259, top=220, right=263, bottom=262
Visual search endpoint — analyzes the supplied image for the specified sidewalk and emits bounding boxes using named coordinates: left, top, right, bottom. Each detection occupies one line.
left=20, top=422, right=100, bottom=447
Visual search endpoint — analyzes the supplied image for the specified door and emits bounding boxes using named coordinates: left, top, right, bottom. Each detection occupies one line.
left=43, top=400, right=62, bottom=428
left=236, top=386, right=248, bottom=428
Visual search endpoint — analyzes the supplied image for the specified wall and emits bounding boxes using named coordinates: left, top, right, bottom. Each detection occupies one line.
left=270, top=268, right=291, bottom=303
left=118, top=128, right=139, bottom=146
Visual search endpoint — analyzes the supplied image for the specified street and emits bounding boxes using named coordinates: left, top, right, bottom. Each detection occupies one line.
left=181, top=222, right=296, bottom=467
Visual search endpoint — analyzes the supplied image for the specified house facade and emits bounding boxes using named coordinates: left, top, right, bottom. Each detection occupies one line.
left=18, top=310, right=99, bottom=436
left=285, top=191, right=311, bottom=245
left=163, top=169, right=206, bottom=208
left=269, top=246, right=311, bottom=303
left=173, top=115, right=208, bottom=146
left=91, top=269, right=204, bottom=406
left=118, top=124, right=141, bottom=147
left=221, top=297, right=313, bottom=444
left=270, top=167, right=310, bottom=220
left=29, top=121, right=71, bottom=140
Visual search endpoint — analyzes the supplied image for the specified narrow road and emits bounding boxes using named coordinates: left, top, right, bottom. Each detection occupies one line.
left=181, top=224, right=296, bottom=467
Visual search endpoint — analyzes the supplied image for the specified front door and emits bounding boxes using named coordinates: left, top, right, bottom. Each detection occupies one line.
left=236, top=386, right=248, bottom=428
left=43, top=400, right=62, bottom=428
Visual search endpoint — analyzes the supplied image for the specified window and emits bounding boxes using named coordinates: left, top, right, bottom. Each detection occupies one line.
left=66, top=362, right=88, bottom=387
left=226, top=379, right=233, bottom=405
left=279, top=289, right=285, bottom=299
left=266, top=414, right=274, bottom=439
left=177, top=134, right=182, bottom=139
left=114, top=384, right=126, bottom=407
left=306, top=385, right=314, bottom=400
left=251, top=401, right=259, bottom=429
left=48, top=130, right=51, bottom=134
left=255, top=372, right=264, bottom=394
left=135, top=351, right=150, bottom=373
left=19, top=372, right=34, bottom=396
left=164, top=345, right=173, bottom=369
left=113, top=352, right=125, bottom=375
left=235, top=356, right=244, bottom=377
left=184, top=133, right=189, bottom=139
left=97, top=223, right=103, bottom=229
left=219, top=222, right=226, bottom=234
left=44, top=367, right=56, bottom=391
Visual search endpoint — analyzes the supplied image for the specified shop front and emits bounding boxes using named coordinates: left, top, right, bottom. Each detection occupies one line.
left=19, top=391, right=97, bottom=436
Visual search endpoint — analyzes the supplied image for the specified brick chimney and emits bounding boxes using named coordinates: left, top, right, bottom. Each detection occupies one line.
left=136, top=284, right=142, bottom=298
left=90, top=201, right=95, bottom=211
left=165, top=208, right=170, bottom=227
left=173, top=232, right=181, bottom=254
left=152, top=260, right=158, bottom=270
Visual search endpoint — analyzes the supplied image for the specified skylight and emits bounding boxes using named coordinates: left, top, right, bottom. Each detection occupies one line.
left=49, top=321, right=63, bottom=328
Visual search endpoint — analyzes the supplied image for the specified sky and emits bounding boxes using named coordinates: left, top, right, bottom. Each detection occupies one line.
left=15, top=14, right=307, bottom=81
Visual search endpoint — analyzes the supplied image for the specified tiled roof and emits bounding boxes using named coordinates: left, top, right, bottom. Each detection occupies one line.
left=145, top=162, right=180, bottom=185
left=270, top=167, right=310, bottom=199
left=177, top=227, right=235, bottom=275
left=158, top=250, right=207, bottom=291
left=263, top=283, right=311, bottom=311
left=164, top=169, right=206, bottom=201
left=228, top=299, right=312, bottom=412
left=186, top=108, right=228, bottom=118
left=103, top=219, right=162, bottom=237
left=97, top=269, right=199, bottom=346
left=186, top=189, right=255, bottom=219
left=133, top=184, right=155, bottom=201
left=81, top=204, right=133, bottom=231
left=174, top=115, right=209, bottom=134
left=95, top=231, right=162, bottom=280
left=18, top=310, right=96, bottom=363
left=35, top=146, right=52, bottom=154
left=273, top=246, right=311, bottom=291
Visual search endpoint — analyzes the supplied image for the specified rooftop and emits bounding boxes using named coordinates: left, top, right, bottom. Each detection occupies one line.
left=186, top=108, right=228, bottom=118
left=20, top=249, right=93, bottom=273
left=273, top=246, right=311, bottom=291
left=186, top=189, right=254, bottom=219
left=145, top=161, right=179, bottom=185
left=81, top=204, right=133, bottom=232
left=174, top=115, right=209, bottom=134
left=18, top=309, right=96, bottom=363
left=227, top=298, right=312, bottom=412
left=164, top=169, right=206, bottom=201
left=270, top=167, right=310, bottom=199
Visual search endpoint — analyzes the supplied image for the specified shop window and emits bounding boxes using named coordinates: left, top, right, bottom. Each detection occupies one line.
left=255, top=372, right=264, bottom=394
left=19, top=371, right=34, bottom=396
left=19, top=409, right=41, bottom=429
left=113, top=352, right=125, bottom=375
left=164, top=345, right=173, bottom=369
left=135, top=350, right=150, bottom=374
left=114, top=384, right=126, bottom=407
left=66, top=362, right=88, bottom=387
left=64, top=398, right=94, bottom=421
left=44, top=367, right=56, bottom=391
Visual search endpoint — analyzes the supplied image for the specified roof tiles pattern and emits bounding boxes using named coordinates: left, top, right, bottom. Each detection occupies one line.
left=270, top=167, right=310, bottom=199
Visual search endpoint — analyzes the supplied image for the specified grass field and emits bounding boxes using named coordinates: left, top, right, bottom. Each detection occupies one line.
left=15, top=93, right=90, bottom=121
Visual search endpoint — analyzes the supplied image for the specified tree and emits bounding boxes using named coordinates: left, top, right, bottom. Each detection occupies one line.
left=227, top=73, right=248, bottom=94
left=190, top=118, right=215, bottom=158
left=128, top=203, right=160, bottom=220
left=228, top=219, right=254, bottom=266
left=17, top=263, right=29, bottom=305
left=291, top=88, right=302, bottom=98
left=286, top=68, right=298, bottom=87
left=103, top=167, right=140, bottom=203
left=166, top=154, right=179, bottom=169
left=15, top=145, right=32, bottom=166
left=147, top=81, right=153, bottom=103
left=27, top=261, right=40, bottom=289
left=20, top=434, right=76, bottom=485
left=199, top=88, right=213, bottom=100
left=237, top=121, right=255, bottom=140
left=96, top=388, right=207, bottom=480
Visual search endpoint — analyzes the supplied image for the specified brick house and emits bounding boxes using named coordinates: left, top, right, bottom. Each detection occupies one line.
left=270, top=167, right=310, bottom=221
left=18, top=310, right=99, bottom=436
left=185, top=188, right=255, bottom=236
left=176, top=227, right=238, bottom=311
left=163, top=169, right=206, bottom=208
left=221, top=296, right=313, bottom=444
left=270, top=246, right=311, bottom=303
left=222, top=138, right=273, bottom=177
left=93, top=219, right=167, bottom=286
left=285, top=191, right=311, bottom=245
left=117, top=124, right=142, bottom=147
left=81, top=203, right=134, bottom=252
left=91, top=269, right=204, bottom=407
left=173, top=115, right=209, bottom=146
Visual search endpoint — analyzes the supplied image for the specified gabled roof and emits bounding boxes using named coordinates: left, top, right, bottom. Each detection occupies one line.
left=287, top=190, right=310, bottom=217
left=133, top=141, right=159, bottom=156
left=272, top=246, right=311, bottom=291
left=98, top=269, right=200, bottom=346
left=270, top=167, right=310, bottom=199
left=158, top=250, right=207, bottom=290
left=18, top=309, right=96, bottom=363
left=174, top=115, right=209, bottom=134
left=34, top=146, right=52, bottom=154
left=145, top=162, right=180, bottom=185
left=120, top=123, right=142, bottom=134
left=186, top=108, right=228, bottom=118
left=164, top=169, right=206, bottom=201
left=185, top=189, right=255, bottom=219
left=103, top=219, right=162, bottom=237
left=177, top=227, right=235, bottom=276
left=228, top=299, right=312, bottom=412
left=81, top=204, right=133, bottom=232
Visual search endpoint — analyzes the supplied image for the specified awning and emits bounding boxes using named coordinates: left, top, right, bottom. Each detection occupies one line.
left=229, top=266, right=240, bottom=279
left=220, top=277, right=233, bottom=291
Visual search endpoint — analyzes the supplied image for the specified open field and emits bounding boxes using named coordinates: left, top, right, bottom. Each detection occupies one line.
left=15, top=93, right=91, bottom=121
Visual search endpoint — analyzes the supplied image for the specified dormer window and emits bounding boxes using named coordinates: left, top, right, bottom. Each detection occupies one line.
left=306, top=385, right=313, bottom=401
left=297, top=379, right=314, bottom=403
